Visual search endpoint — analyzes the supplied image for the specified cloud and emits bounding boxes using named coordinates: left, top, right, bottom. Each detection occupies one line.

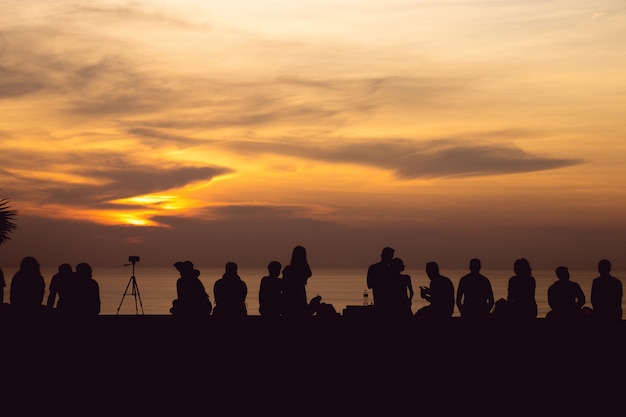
left=0, top=148, right=232, bottom=207
left=44, top=163, right=233, bottom=207
left=72, top=4, right=206, bottom=29
left=0, top=65, right=45, bottom=98
left=201, top=135, right=583, bottom=179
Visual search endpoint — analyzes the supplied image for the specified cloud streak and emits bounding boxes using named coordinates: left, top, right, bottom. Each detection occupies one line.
left=185, top=135, right=583, bottom=179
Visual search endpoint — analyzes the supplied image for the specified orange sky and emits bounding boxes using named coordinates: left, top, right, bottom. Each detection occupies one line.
left=1, top=1, right=625, bottom=270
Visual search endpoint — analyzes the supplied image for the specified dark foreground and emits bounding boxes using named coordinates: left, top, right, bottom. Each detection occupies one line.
left=2, top=311, right=626, bottom=409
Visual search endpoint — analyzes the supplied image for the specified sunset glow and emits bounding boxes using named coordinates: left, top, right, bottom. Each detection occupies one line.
left=1, top=1, right=625, bottom=269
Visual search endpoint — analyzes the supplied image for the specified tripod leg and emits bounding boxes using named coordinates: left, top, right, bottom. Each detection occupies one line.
left=116, top=276, right=134, bottom=314
left=134, top=278, right=145, bottom=314
left=131, top=276, right=145, bottom=315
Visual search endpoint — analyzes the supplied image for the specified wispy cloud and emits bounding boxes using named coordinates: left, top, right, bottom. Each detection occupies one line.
left=163, top=134, right=581, bottom=179
left=0, top=149, right=232, bottom=208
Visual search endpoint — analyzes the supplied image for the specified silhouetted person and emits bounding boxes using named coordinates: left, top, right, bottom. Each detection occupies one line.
left=367, top=247, right=394, bottom=307
left=170, top=260, right=212, bottom=317
left=546, top=266, right=586, bottom=320
left=389, top=257, right=414, bottom=318
left=308, top=294, right=338, bottom=317
left=62, top=263, right=100, bottom=317
left=10, top=256, right=45, bottom=313
left=507, top=258, right=538, bottom=319
left=46, top=263, right=74, bottom=310
left=259, top=260, right=283, bottom=318
left=456, top=258, right=494, bottom=320
left=591, top=259, right=622, bottom=321
left=281, top=246, right=312, bottom=318
left=415, top=262, right=454, bottom=320
left=213, top=262, right=248, bottom=318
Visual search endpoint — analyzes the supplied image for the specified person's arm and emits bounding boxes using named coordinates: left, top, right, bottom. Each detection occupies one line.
left=366, top=266, right=374, bottom=289
left=46, top=277, right=57, bottom=308
left=547, top=285, right=555, bottom=310
left=38, top=277, right=45, bottom=306
left=455, top=280, right=464, bottom=312
left=420, top=285, right=432, bottom=303
left=407, top=276, right=414, bottom=303
left=590, top=280, right=597, bottom=308
left=576, top=283, right=586, bottom=309
left=46, top=289, right=57, bottom=309
left=95, top=282, right=101, bottom=315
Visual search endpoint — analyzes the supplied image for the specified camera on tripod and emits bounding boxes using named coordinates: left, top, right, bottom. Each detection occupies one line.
left=118, top=255, right=144, bottom=315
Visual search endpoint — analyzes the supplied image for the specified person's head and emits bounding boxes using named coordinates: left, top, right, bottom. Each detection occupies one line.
left=20, top=256, right=40, bottom=274
left=268, top=260, right=281, bottom=277
left=58, top=263, right=72, bottom=274
left=291, top=245, right=308, bottom=265
left=513, top=258, right=532, bottom=276
left=174, top=260, right=194, bottom=277
left=225, top=261, right=238, bottom=275
left=391, top=258, right=405, bottom=273
left=75, top=263, right=92, bottom=279
left=598, top=259, right=612, bottom=276
left=426, top=262, right=439, bottom=278
left=555, top=266, right=569, bottom=281
left=469, top=258, right=481, bottom=273
left=381, top=247, right=395, bottom=262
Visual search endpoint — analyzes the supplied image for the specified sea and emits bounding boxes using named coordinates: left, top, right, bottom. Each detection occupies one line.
left=6, top=265, right=620, bottom=317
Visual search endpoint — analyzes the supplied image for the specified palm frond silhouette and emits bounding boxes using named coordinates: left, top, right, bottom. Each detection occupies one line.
left=0, top=197, right=17, bottom=246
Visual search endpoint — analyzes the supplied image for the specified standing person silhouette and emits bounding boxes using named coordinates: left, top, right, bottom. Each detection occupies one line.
left=591, top=259, right=622, bottom=321
left=213, top=262, right=248, bottom=318
left=456, top=258, right=494, bottom=320
left=390, top=257, right=414, bottom=318
left=507, top=258, right=537, bottom=319
left=281, top=246, right=312, bottom=318
left=259, top=260, right=283, bottom=318
left=546, top=266, right=586, bottom=320
left=10, top=256, right=45, bottom=313
left=415, top=262, right=454, bottom=320
left=367, top=247, right=394, bottom=309
left=46, top=263, right=74, bottom=310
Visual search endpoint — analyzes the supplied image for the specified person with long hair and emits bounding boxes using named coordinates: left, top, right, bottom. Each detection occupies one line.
left=281, top=246, right=312, bottom=318
left=507, top=258, right=538, bottom=319
left=10, top=256, right=45, bottom=312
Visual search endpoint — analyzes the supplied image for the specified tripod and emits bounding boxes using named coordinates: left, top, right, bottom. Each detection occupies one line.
left=117, top=259, right=144, bottom=315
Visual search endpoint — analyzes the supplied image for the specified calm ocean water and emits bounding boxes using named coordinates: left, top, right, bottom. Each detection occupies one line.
left=5, top=265, right=621, bottom=317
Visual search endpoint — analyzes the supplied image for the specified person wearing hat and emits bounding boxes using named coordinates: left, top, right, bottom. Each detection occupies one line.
left=170, top=260, right=212, bottom=316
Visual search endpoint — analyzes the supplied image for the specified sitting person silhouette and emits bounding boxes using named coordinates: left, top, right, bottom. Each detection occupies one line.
left=213, top=262, right=248, bottom=318
left=307, top=294, right=338, bottom=318
left=10, top=256, right=46, bottom=313
left=456, top=258, right=494, bottom=320
left=259, top=260, right=283, bottom=318
left=47, top=263, right=74, bottom=310
left=508, top=258, right=538, bottom=319
left=414, top=262, right=454, bottom=320
left=546, top=266, right=586, bottom=320
left=61, top=262, right=100, bottom=317
left=170, top=260, right=212, bottom=317
left=591, top=259, right=623, bottom=321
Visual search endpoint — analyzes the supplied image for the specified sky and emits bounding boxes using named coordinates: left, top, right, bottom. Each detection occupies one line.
left=0, top=0, right=625, bottom=271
